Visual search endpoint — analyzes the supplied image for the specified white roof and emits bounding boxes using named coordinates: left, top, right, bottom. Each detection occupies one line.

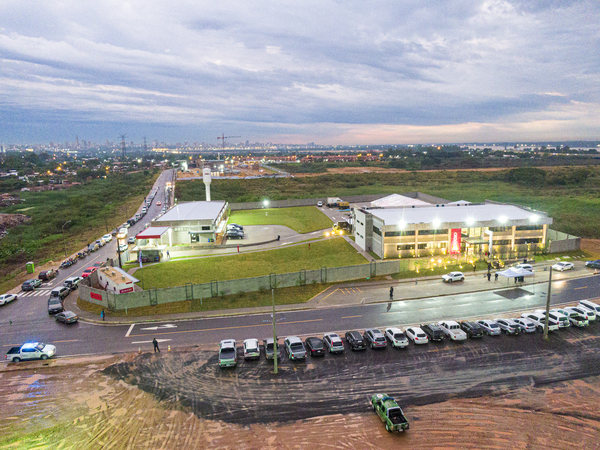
left=155, top=201, right=226, bottom=222
left=136, top=227, right=170, bottom=239
left=447, top=200, right=471, bottom=205
left=371, top=194, right=431, bottom=208
left=371, top=203, right=549, bottom=227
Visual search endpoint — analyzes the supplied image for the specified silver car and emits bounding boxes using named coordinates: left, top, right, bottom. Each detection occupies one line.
left=494, top=318, right=521, bottom=335
left=512, top=318, right=537, bottom=333
left=477, top=320, right=501, bottom=336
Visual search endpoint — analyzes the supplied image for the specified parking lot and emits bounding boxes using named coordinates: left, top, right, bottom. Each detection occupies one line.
left=104, top=321, right=600, bottom=426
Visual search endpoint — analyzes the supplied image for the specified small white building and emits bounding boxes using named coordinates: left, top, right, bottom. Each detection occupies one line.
left=97, top=266, right=139, bottom=294
left=152, top=201, right=228, bottom=244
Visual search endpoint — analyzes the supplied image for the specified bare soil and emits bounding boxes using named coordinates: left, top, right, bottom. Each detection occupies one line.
left=581, top=239, right=600, bottom=258
left=1, top=328, right=600, bottom=449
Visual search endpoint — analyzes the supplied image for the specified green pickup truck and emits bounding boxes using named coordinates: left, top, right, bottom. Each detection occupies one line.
left=371, top=393, right=409, bottom=433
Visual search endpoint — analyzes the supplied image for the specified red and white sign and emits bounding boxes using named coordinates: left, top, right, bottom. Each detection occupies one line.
left=449, top=229, right=461, bottom=254
left=90, top=292, right=103, bottom=301
left=119, top=287, right=134, bottom=294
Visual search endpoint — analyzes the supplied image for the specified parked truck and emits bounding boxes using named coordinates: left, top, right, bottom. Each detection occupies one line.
left=337, top=201, right=350, bottom=210
left=326, top=197, right=341, bottom=207
left=371, top=393, right=410, bottom=432
left=5, top=342, right=57, bottom=362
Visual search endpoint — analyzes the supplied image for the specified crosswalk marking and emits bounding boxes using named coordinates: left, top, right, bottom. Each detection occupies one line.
left=20, top=289, right=52, bottom=297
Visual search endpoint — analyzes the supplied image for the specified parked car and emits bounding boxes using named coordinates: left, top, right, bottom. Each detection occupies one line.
left=437, top=321, right=468, bottom=341
left=515, top=263, right=534, bottom=272
left=521, top=312, right=559, bottom=332
left=127, top=237, right=136, bottom=245
left=384, top=327, right=409, bottom=348
left=48, top=297, right=64, bottom=315
left=102, top=234, right=113, bottom=243
left=118, top=244, right=128, bottom=252
left=0, top=293, right=17, bottom=306
left=95, top=239, right=105, bottom=248
left=405, top=326, right=429, bottom=344
left=420, top=323, right=445, bottom=342
left=226, top=230, right=244, bottom=239
left=345, top=330, right=367, bottom=351
left=243, top=338, right=260, bottom=360
left=552, top=261, right=574, bottom=271
left=363, top=328, right=388, bottom=349
left=284, top=336, right=307, bottom=360
left=38, top=269, right=58, bottom=281
left=21, top=278, right=42, bottom=291
left=50, top=286, right=70, bottom=301
left=218, top=339, right=237, bottom=368
left=477, top=319, right=502, bottom=336
left=88, top=242, right=99, bottom=252
left=494, top=318, right=521, bottom=335
left=263, top=338, right=283, bottom=361
left=228, top=223, right=244, bottom=231
left=512, top=317, right=537, bottom=333
left=442, top=271, right=464, bottom=283
left=534, top=310, right=570, bottom=328
left=5, top=342, right=56, bottom=362
left=121, top=222, right=131, bottom=229
left=81, top=267, right=97, bottom=278
left=564, top=306, right=596, bottom=322
left=553, top=309, right=589, bottom=327
left=578, top=300, right=600, bottom=315
left=584, top=259, right=600, bottom=269
left=323, top=333, right=345, bottom=353
left=55, top=310, right=79, bottom=324
left=459, top=321, right=484, bottom=338
left=64, top=276, right=84, bottom=292
left=304, top=337, right=325, bottom=356
left=317, top=201, right=323, bottom=207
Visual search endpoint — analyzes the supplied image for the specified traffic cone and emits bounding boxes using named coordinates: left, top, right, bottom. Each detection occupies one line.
left=168, top=345, right=171, bottom=352
left=138, top=347, right=141, bottom=354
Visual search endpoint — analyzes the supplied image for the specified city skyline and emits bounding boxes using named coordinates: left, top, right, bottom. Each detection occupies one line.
left=1, top=1, right=599, bottom=145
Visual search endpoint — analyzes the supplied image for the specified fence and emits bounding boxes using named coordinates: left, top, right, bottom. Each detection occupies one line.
left=79, top=260, right=400, bottom=311
left=547, top=229, right=581, bottom=253
left=229, top=195, right=386, bottom=211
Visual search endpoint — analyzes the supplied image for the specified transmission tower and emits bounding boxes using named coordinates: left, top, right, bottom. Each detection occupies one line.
left=217, top=133, right=241, bottom=152
left=119, top=134, right=127, bottom=160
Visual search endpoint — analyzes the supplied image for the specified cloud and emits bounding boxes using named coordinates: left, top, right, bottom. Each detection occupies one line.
left=0, top=0, right=599, bottom=144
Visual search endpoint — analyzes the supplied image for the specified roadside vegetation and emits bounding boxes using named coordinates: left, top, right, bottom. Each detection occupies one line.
left=135, top=237, right=367, bottom=288
left=228, top=206, right=332, bottom=233
left=0, top=170, right=158, bottom=293
left=176, top=166, right=600, bottom=239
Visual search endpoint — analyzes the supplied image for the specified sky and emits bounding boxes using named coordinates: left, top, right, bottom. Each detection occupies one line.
left=1, top=0, right=599, bottom=145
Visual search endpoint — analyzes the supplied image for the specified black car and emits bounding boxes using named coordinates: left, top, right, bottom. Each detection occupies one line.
left=226, top=230, right=244, bottom=239
left=585, top=259, right=600, bottom=269
left=460, top=321, right=484, bottom=339
left=22, top=279, right=42, bottom=291
left=345, top=330, right=367, bottom=350
left=304, top=337, right=325, bottom=356
left=420, top=323, right=445, bottom=342
left=55, top=310, right=78, bottom=324
left=48, top=298, right=64, bottom=315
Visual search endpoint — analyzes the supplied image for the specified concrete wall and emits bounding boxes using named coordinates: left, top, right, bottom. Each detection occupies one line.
left=100, top=260, right=400, bottom=311
left=547, top=229, right=581, bottom=253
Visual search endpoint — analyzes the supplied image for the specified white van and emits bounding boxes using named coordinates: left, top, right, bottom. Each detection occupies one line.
left=578, top=300, right=600, bottom=315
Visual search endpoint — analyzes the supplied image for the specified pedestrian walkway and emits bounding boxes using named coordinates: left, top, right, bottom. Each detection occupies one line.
left=67, top=258, right=596, bottom=325
left=18, top=289, right=53, bottom=298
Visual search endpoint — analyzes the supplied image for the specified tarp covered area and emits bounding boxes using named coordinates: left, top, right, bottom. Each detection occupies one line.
left=496, top=267, right=534, bottom=278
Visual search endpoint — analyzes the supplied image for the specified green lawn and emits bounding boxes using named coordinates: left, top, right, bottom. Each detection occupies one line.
left=228, top=206, right=332, bottom=233
left=136, top=237, right=367, bottom=288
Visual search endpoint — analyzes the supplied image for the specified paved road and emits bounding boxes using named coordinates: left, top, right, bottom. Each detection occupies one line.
left=2, top=274, right=598, bottom=359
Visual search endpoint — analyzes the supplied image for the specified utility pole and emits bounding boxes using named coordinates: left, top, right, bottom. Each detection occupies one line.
left=543, top=266, right=553, bottom=340
left=62, top=220, right=72, bottom=257
left=272, top=288, right=278, bottom=375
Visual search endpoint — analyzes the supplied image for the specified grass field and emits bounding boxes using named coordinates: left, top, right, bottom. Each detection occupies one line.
left=228, top=206, right=332, bottom=233
left=136, top=237, right=367, bottom=288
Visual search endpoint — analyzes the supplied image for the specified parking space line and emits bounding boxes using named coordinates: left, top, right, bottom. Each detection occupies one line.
left=125, top=324, right=135, bottom=337
left=574, top=286, right=587, bottom=290
left=52, top=339, right=79, bottom=343
left=318, top=288, right=339, bottom=301
left=341, top=315, right=362, bottom=319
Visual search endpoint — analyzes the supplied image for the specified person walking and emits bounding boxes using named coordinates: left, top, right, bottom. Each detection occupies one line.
left=494, top=272, right=498, bottom=282
left=473, top=263, right=476, bottom=273
left=166, top=250, right=170, bottom=259
left=153, top=338, right=160, bottom=353
left=389, top=286, right=394, bottom=300
left=101, top=310, right=105, bottom=321
left=487, top=272, right=491, bottom=282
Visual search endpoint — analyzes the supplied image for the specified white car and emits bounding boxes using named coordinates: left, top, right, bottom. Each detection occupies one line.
left=405, top=327, right=429, bottom=344
left=442, top=271, right=464, bottom=283
left=317, top=201, right=323, bottom=207
left=384, top=327, right=409, bottom=348
left=323, top=333, right=345, bottom=353
left=521, top=312, right=559, bottom=332
left=552, top=261, right=574, bottom=271
left=555, top=309, right=588, bottom=327
left=512, top=318, right=537, bottom=333
left=578, top=300, right=600, bottom=315
left=515, top=263, right=534, bottom=272
left=437, top=321, right=467, bottom=341
left=534, top=310, right=570, bottom=328
left=243, top=338, right=260, bottom=360
left=118, top=244, right=128, bottom=252
left=564, top=306, right=596, bottom=321
left=102, top=234, right=113, bottom=243
left=477, top=320, right=501, bottom=336
left=0, top=293, right=17, bottom=306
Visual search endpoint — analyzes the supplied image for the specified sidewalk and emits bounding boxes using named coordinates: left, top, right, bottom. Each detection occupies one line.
left=66, top=259, right=596, bottom=325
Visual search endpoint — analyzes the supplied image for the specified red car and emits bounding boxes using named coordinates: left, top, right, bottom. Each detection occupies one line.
left=81, top=267, right=97, bottom=278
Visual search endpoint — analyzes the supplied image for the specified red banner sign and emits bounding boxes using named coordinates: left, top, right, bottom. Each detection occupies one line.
left=449, top=229, right=461, bottom=254
left=90, top=292, right=103, bottom=301
left=119, top=287, right=134, bottom=294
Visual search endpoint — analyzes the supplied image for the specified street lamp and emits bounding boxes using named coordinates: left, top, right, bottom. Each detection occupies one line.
left=263, top=199, right=269, bottom=208
left=62, top=220, right=72, bottom=257
left=104, top=202, right=113, bottom=233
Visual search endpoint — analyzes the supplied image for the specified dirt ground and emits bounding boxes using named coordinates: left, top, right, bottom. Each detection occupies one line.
left=2, top=327, right=600, bottom=450
left=581, top=239, right=600, bottom=258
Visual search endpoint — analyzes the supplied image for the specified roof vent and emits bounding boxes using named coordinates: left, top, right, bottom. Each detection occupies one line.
left=111, top=271, right=116, bottom=276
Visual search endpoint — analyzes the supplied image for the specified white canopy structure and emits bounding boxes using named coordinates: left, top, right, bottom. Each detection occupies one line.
left=496, top=267, right=535, bottom=278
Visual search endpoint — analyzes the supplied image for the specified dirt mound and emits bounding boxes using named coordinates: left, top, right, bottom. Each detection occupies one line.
left=0, top=213, right=30, bottom=239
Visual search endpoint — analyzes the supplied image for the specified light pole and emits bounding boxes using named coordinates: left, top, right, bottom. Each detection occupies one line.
left=61, top=220, right=72, bottom=257
left=272, top=288, right=278, bottom=375
left=104, top=202, right=113, bottom=233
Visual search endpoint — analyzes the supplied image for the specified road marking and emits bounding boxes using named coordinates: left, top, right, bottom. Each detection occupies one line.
left=319, top=288, right=339, bottom=301
left=140, top=324, right=177, bottom=331
left=341, top=315, right=362, bottom=319
left=125, top=324, right=135, bottom=337
left=131, top=338, right=172, bottom=344
left=128, top=318, right=323, bottom=337
left=52, top=339, right=79, bottom=343
left=574, top=286, right=587, bottom=290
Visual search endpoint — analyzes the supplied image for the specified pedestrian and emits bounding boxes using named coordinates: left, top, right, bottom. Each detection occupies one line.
left=166, top=250, right=170, bottom=259
left=487, top=272, right=491, bottom=282
left=101, top=310, right=105, bottom=321
left=153, top=338, right=160, bottom=353
left=494, top=272, right=498, bottom=282
left=389, top=286, right=394, bottom=300
left=473, top=264, right=476, bottom=273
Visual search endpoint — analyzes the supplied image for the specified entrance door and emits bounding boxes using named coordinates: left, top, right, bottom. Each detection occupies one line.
left=190, top=233, right=199, bottom=244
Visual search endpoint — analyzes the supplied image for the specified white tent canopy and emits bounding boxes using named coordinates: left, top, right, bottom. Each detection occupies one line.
left=496, top=267, right=534, bottom=278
